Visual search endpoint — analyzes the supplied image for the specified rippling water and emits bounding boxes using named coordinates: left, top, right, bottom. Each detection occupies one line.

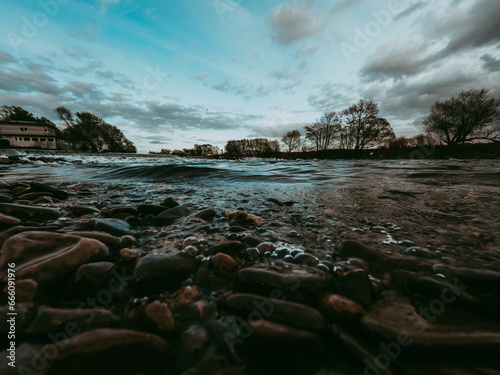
left=1, top=154, right=499, bottom=266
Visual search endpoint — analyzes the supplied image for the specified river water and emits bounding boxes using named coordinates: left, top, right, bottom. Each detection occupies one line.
left=1, top=154, right=499, bottom=268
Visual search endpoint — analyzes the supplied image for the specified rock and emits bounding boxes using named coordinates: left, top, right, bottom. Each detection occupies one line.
left=256, top=242, right=274, bottom=254
left=0, top=343, right=44, bottom=375
left=156, top=206, right=191, bottom=225
left=341, top=269, right=373, bottom=307
left=119, top=248, right=141, bottom=262
left=25, top=306, right=121, bottom=335
left=0, top=212, right=21, bottom=227
left=134, top=252, right=197, bottom=290
left=68, top=205, right=100, bottom=216
left=362, top=292, right=500, bottom=352
left=0, top=193, right=13, bottom=203
left=31, top=196, right=56, bottom=205
left=212, top=241, right=244, bottom=256
left=89, top=218, right=132, bottom=236
left=65, top=231, right=123, bottom=256
left=161, top=197, right=179, bottom=208
left=2, top=279, right=39, bottom=303
left=0, top=231, right=109, bottom=283
left=129, top=300, right=175, bottom=335
left=335, top=240, right=384, bottom=262
left=29, top=182, right=69, bottom=199
left=228, top=226, right=248, bottom=233
left=74, top=262, right=114, bottom=290
left=193, top=209, right=216, bottom=220
left=433, top=264, right=500, bottom=286
left=0, top=157, right=13, bottom=164
left=237, top=266, right=335, bottom=304
left=321, top=294, right=365, bottom=324
left=225, top=210, right=263, bottom=226
left=182, top=236, right=199, bottom=248
left=294, top=252, right=319, bottom=266
left=176, top=325, right=210, bottom=370
left=401, top=246, right=434, bottom=258
left=0, top=203, right=59, bottom=220
left=18, top=192, right=55, bottom=200
left=241, top=236, right=262, bottom=247
left=41, top=328, right=172, bottom=375
left=234, top=320, right=325, bottom=360
left=102, top=206, right=139, bottom=218
left=137, top=204, right=169, bottom=215
left=211, top=253, right=239, bottom=275
left=245, top=248, right=260, bottom=259
left=221, top=293, right=326, bottom=332
left=0, top=180, right=9, bottom=189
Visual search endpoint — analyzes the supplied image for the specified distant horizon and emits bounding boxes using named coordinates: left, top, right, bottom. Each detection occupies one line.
left=1, top=0, right=499, bottom=153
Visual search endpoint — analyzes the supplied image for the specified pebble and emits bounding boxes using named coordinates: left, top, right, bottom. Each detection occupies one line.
left=156, top=205, right=192, bottom=224
left=89, top=218, right=132, bottom=236
left=321, top=294, right=365, bottom=324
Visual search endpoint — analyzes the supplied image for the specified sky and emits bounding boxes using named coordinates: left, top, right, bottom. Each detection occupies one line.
left=1, top=0, right=499, bottom=153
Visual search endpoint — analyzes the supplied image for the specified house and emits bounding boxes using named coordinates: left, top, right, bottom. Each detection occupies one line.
left=0, top=120, right=72, bottom=150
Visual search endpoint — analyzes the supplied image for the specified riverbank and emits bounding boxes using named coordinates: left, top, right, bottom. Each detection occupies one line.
left=0, top=160, right=499, bottom=373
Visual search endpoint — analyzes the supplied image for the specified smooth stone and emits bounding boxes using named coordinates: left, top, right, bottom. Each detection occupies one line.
left=234, top=320, right=325, bottom=360
left=29, top=182, right=69, bottom=199
left=193, top=209, right=216, bottom=220
left=0, top=193, right=13, bottom=203
left=0, top=212, right=21, bottom=227
left=89, top=218, right=132, bottom=236
left=228, top=226, right=248, bottom=233
left=401, top=246, right=434, bottom=258
left=221, top=293, right=326, bottom=332
left=341, top=269, right=373, bottom=307
left=183, top=246, right=198, bottom=257
left=119, top=248, right=141, bottom=262
left=237, top=267, right=335, bottom=304
left=68, top=205, right=100, bottom=216
left=433, top=264, right=500, bottom=286
left=182, top=236, right=199, bottom=248
left=362, top=292, right=500, bottom=351
left=137, top=204, right=169, bottom=215
left=106, top=206, right=139, bottom=217
left=241, top=236, right=262, bottom=247
left=0, top=231, right=109, bottom=283
left=129, top=300, right=175, bottom=335
left=42, top=328, right=172, bottom=375
left=156, top=206, right=191, bottom=224
left=31, top=196, right=56, bottom=205
left=212, top=241, right=244, bottom=256
left=225, top=210, right=263, bottom=226
left=0, top=203, right=59, bottom=220
left=211, top=253, right=239, bottom=275
left=294, top=252, right=319, bottom=266
left=134, top=252, right=197, bottom=290
left=0, top=343, right=44, bottom=375
left=2, top=279, right=39, bottom=303
left=18, top=192, right=55, bottom=200
left=74, top=262, right=114, bottom=290
left=335, top=240, right=384, bottom=262
left=161, top=197, right=179, bottom=208
left=245, top=247, right=260, bottom=259
left=65, top=231, right=122, bottom=253
left=176, top=325, right=210, bottom=369
left=25, top=306, right=121, bottom=334
left=256, top=242, right=274, bottom=253
left=321, top=294, right=365, bottom=324
left=0, top=157, right=13, bottom=164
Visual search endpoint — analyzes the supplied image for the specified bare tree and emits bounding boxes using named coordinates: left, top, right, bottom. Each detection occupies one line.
left=341, top=99, right=395, bottom=150
left=281, top=130, right=302, bottom=153
left=424, top=88, right=500, bottom=146
left=304, top=112, right=341, bottom=151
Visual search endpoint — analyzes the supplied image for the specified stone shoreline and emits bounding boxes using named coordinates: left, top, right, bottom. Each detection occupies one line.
left=0, top=180, right=499, bottom=374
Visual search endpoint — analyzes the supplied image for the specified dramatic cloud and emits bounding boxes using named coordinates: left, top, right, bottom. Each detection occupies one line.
left=0, top=50, right=16, bottom=64
left=268, top=3, right=323, bottom=45
left=481, top=54, right=500, bottom=73
left=307, top=83, right=357, bottom=113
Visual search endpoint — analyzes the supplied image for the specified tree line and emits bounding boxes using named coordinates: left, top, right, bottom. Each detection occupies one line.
left=0, top=105, right=137, bottom=153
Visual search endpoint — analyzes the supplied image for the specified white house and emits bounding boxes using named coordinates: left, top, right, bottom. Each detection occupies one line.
left=0, top=120, right=72, bottom=150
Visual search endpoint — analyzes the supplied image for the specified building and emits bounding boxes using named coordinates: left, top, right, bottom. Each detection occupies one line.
left=0, top=120, right=72, bottom=150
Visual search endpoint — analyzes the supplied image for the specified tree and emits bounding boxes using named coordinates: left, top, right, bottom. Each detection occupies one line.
left=54, top=106, right=136, bottom=153
left=0, top=105, right=37, bottom=122
left=424, top=88, right=500, bottom=146
left=304, top=112, right=341, bottom=151
left=341, top=99, right=395, bottom=150
left=281, top=130, right=302, bottom=153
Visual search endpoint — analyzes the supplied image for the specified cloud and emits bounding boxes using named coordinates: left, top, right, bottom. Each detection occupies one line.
left=481, top=54, right=500, bottom=73
left=268, top=3, right=323, bottom=45
left=330, top=0, right=362, bottom=15
left=191, top=71, right=210, bottom=82
left=0, top=50, right=16, bottom=64
left=429, top=0, right=500, bottom=59
left=267, top=67, right=299, bottom=81
left=307, top=83, right=357, bottom=113
left=360, top=41, right=433, bottom=81
left=394, top=1, right=427, bottom=20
